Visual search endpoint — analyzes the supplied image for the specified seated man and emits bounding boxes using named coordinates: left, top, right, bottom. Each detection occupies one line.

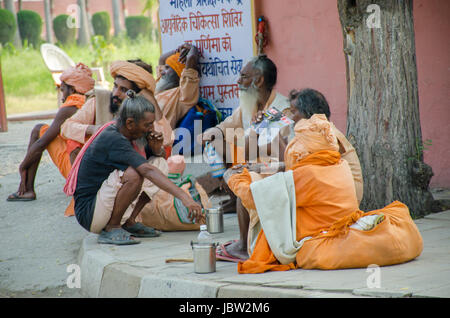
left=227, top=114, right=422, bottom=273
left=65, top=90, right=202, bottom=245
left=284, top=88, right=363, bottom=202
left=155, top=43, right=200, bottom=129
left=220, top=88, right=364, bottom=261
left=197, top=54, right=290, bottom=212
left=60, top=59, right=173, bottom=158
left=7, top=63, right=94, bottom=202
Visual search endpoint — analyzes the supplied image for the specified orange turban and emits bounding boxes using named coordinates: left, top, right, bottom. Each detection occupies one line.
left=60, top=63, right=95, bottom=94
left=110, top=60, right=156, bottom=93
left=284, top=114, right=339, bottom=170
left=165, top=52, right=185, bottom=78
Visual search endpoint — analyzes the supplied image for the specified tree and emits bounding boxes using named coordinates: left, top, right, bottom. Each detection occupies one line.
left=337, top=0, right=434, bottom=218
left=4, top=0, right=22, bottom=48
left=141, top=0, right=158, bottom=41
left=112, top=0, right=122, bottom=36
left=76, top=0, right=91, bottom=46
left=43, top=0, right=54, bottom=43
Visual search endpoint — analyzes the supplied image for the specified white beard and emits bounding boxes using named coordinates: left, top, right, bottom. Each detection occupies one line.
left=155, top=76, right=171, bottom=94
left=239, top=84, right=259, bottom=131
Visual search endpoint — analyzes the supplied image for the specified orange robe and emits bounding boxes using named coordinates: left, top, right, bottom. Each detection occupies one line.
left=228, top=150, right=423, bottom=273
left=39, top=94, right=86, bottom=179
left=39, top=94, right=85, bottom=216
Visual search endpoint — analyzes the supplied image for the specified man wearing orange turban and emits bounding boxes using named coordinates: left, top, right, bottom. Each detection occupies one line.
left=154, top=43, right=200, bottom=129
left=218, top=88, right=364, bottom=261
left=61, top=59, right=173, bottom=155
left=7, top=63, right=94, bottom=211
left=60, top=59, right=175, bottom=217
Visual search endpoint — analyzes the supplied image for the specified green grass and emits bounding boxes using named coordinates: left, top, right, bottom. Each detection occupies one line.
left=1, top=36, right=160, bottom=114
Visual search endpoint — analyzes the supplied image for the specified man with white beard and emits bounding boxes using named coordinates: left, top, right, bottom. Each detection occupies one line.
left=155, top=43, right=200, bottom=129
left=197, top=55, right=290, bottom=243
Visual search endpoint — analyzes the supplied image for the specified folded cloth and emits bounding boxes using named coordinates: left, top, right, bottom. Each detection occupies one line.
left=249, top=170, right=311, bottom=265
left=60, top=62, right=95, bottom=94
left=165, top=52, right=185, bottom=78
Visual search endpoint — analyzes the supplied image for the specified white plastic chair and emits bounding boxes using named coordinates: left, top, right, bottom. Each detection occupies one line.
left=40, top=43, right=109, bottom=92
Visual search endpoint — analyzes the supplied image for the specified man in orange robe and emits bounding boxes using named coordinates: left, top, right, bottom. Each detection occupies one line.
left=219, top=88, right=363, bottom=261
left=228, top=114, right=422, bottom=273
left=7, top=63, right=94, bottom=206
left=155, top=43, right=200, bottom=130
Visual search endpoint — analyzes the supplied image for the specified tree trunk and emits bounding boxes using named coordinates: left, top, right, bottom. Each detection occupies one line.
left=337, top=0, right=434, bottom=218
left=4, top=0, right=22, bottom=48
left=43, top=0, right=54, bottom=43
left=77, top=0, right=91, bottom=46
left=112, top=0, right=122, bottom=36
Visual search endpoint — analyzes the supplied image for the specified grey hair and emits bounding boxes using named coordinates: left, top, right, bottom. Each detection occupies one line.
left=117, top=90, right=155, bottom=128
left=250, top=54, right=277, bottom=91
left=289, top=88, right=331, bottom=119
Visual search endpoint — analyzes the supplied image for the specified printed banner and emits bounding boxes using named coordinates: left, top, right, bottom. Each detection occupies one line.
left=158, top=0, right=256, bottom=120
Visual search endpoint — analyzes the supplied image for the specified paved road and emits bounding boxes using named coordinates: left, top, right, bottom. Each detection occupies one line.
left=0, top=120, right=217, bottom=297
left=1, top=120, right=449, bottom=298
left=0, top=121, right=86, bottom=297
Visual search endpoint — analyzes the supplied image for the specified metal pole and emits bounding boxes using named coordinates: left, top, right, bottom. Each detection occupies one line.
left=0, top=60, right=8, bottom=132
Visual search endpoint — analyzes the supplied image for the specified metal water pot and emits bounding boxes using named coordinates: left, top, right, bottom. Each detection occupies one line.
left=191, top=241, right=218, bottom=274
left=205, top=207, right=224, bottom=234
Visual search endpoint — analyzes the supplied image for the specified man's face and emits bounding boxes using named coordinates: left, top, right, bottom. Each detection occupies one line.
left=238, top=63, right=260, bottom=130
left=126, top=111, right=155, bottom=140
left=155, top=65, right=180, bottom=93
left=60, top=81, right=74, bottom=103
left=287, top=101, right=306, bottom=123
left=237, top=63, right=257, bottom=91
left=111, top=76, right=134, bottom=112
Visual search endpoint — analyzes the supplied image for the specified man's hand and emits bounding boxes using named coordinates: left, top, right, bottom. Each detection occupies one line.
left=181, top=196, right=203, bottom=222
left=86, top=124, right=101, bottom=137
left=232, top=163, right=262, bottom=174
left=252, top=110, right=265, bottom=124
left=176, top=44, right=191, bottom=63
left=197, top=127, right=220, bottom=146
left=176, top=43, right=199, bottom=70
left=147, top=131, right=164, bottom=156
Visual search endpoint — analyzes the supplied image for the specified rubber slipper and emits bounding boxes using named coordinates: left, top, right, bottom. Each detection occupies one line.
left=98, top=228, right=140, bottom=245
left=122, top=222, right=161, bottom=238
left=6, top=192, right=36, bottom=202
left=216, top=240, right=244, bottom=263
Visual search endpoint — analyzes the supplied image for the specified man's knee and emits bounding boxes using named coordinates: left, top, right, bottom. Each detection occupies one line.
left=122, top=166, right=143, bottom=185
left=31, top=124, right=45, bottom=139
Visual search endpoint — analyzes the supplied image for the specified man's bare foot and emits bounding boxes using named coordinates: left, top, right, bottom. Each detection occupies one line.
left=224, top=240, right=249, bottom=261
left=7, top=191, right=36, bottom=201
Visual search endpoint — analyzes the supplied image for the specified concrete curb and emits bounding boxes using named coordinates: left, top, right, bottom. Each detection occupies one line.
left=76, top=210, right=450, bottom=298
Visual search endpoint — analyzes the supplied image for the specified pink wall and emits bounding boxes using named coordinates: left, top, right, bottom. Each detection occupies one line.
left=255, top=0, right=348, bottom=133
left=255, top=0, right=450, bottom=188
left=414, top=0, right=450, bottom=188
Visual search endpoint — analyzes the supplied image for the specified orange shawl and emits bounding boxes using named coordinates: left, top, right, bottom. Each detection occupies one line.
left=230, top=150, right=360, bottom=274
left=61, top=94, right=87, bottom=155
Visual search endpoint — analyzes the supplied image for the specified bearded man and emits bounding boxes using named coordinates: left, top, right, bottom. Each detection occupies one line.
left=60, top=59, right=173, bottom=158
left=155, top=43, right=200, bottom=129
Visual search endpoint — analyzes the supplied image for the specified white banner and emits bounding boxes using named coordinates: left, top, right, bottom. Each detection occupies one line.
left=158, top=0, right=256, bottom=120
